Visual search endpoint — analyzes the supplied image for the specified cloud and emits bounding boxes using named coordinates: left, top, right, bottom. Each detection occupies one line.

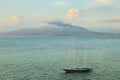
left=111, top=23, right=120, bottom=29
left=118, top=16, right=120, bottom=19
left=82, top=0, right=115, bottom=21
left=98, top=0, right=111, bottom=4
left=0, top=15, right=64, bottom=32
left=7, top=15, right=26, bottom=24
left=0, top=15, right=25, bottom=27
left=36, top=13, right=41, bottom=17
left=104, top=19, right=120, bottom=23
left=64, top=9, right=80, bottom=20
left=48, top=21, right=76, bottom=28
left=102, top=18, right=120, bottom=23
left=54, top=1, right=67, bottom=6
left=8, top=15, right=19, bottom=23
left=86, top=0, right=112, bottom=9
left=0, top=15, right=37, bottom=32
left=99, top=17, right=120, bottom=32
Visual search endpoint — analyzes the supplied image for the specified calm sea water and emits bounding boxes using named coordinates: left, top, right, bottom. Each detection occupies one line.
left=0, top=36, right=120, bottom=80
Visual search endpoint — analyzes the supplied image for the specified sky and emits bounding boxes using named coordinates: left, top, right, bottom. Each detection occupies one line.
left=0, top=0, right=120, bottom=33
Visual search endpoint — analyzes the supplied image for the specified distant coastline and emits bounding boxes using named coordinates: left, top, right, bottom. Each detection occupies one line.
left=0, top=22, right=120, bottom=37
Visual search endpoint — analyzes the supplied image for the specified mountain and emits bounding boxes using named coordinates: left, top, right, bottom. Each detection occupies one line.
left=0, top=21, right=119, bottom=37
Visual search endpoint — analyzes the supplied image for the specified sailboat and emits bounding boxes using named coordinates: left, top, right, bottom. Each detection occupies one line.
left=63, top=40, right=92, bottom=73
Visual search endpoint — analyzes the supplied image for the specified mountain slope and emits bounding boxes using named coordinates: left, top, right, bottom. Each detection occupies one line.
left=0, top=21, right=119, bottom=37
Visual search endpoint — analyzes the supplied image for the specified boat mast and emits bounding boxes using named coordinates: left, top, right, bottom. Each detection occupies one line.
left=72, top=40, right=75, bottom=68
left=83, top=47, right=86, bottom=67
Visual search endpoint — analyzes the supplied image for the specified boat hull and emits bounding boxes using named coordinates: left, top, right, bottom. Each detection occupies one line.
left=63, top=68, right=92, bottom=73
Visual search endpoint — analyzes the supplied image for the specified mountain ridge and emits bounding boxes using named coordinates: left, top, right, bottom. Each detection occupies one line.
left=0, top=21, right=120, bottom=37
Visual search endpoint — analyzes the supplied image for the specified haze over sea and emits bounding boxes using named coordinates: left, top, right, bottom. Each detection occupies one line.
left=0, top=36, right=120, bottom=80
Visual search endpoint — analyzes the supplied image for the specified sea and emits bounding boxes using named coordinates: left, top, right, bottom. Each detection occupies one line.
left=0, top=36, right=120, bottom=80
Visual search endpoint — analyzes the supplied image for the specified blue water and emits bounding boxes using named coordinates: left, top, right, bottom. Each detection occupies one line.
left=0, top=36, right=120, bottom=80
